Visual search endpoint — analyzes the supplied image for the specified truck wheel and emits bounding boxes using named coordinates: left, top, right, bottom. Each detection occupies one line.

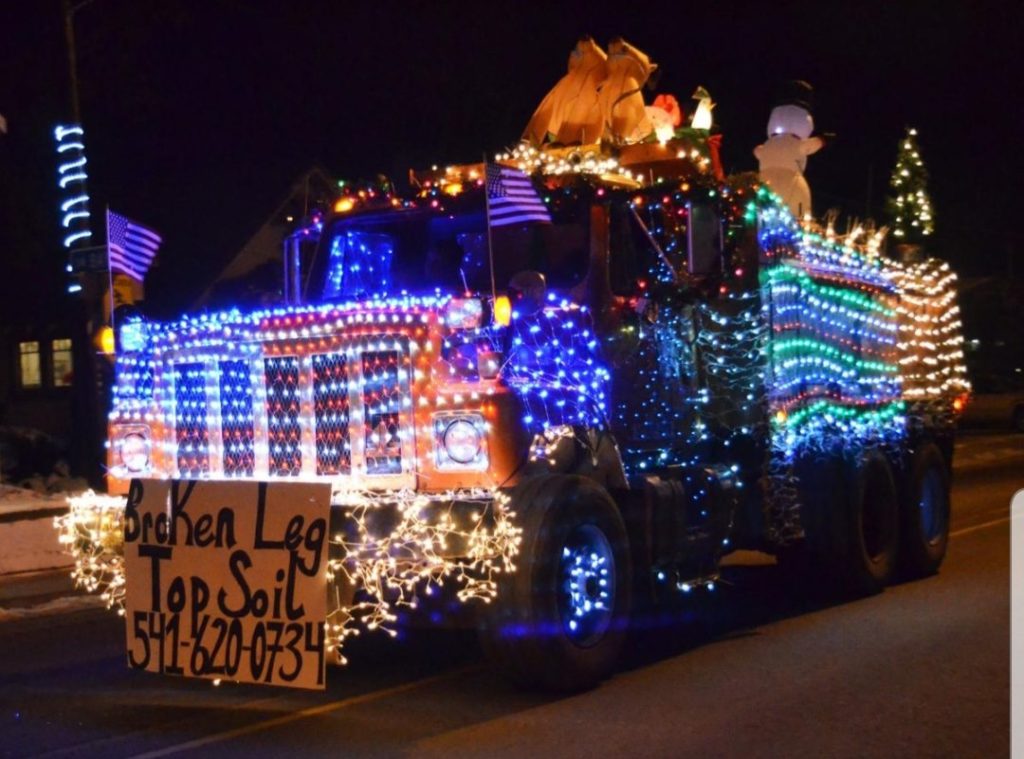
left=900, top=442, right=950, bottom=577
left=478, top=474, right=632, bottom=691
left=791, top=448, right=899, bottom=596
left=837, top=449, right=901, bottom=595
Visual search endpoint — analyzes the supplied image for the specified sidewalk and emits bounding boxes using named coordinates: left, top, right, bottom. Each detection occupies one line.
left=0, top=485, right=73, bottom=576
left=0, top=567, right=78, bottom=606
left=0, top=485, right=98, bottom=619
left=0, top=567, right=102, bottom=623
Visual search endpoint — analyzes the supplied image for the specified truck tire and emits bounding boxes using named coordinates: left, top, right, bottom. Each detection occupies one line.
left=478, top=474, right=632, bottom=691
left=790, top=448, right=900, bottom=596
left=899, top=442, right=951, bottom=577
left=837, top=449, right=900, bottom=595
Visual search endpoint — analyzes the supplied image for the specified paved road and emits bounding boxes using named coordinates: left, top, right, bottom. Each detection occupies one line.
left=1, top=433, right=1019, bottom=758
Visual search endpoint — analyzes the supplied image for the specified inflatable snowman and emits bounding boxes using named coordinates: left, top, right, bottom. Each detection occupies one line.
left=754, top=81, right=825, bottom=218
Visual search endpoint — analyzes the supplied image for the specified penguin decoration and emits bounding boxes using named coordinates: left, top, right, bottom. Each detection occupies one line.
left=690, top=86, right=715, bottom=130
left=754, top=80, right=828, bottom=219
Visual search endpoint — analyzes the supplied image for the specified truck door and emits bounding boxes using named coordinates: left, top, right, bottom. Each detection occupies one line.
left=604, top=202, right=699, bottom=466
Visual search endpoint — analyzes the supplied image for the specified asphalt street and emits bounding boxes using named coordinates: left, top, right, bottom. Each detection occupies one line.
left=0, top=432, right=1019, bottom=758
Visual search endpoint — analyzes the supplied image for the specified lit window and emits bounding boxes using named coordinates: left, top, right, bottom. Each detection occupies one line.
left=18, top=341, right=41, bottom=388
left=52, top=338, right=73, bottom=387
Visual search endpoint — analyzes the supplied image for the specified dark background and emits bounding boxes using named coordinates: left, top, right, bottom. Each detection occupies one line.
left=0, top=0, right=1020, bottom=318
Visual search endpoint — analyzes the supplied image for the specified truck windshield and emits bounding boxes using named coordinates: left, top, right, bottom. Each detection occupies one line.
left=318, top=206, right=589, bottom=301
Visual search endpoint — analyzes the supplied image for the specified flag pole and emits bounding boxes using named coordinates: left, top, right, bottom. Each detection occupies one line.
left=105, top=206, right=116, bottom=337
left=482, top=153, right=497, bottom=307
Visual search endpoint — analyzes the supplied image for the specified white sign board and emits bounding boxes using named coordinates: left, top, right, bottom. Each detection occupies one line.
left=123, top=480, right=332, bottom=690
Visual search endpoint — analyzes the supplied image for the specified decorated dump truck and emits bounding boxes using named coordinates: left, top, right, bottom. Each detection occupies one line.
left=63, top=40, right=969, bottom=692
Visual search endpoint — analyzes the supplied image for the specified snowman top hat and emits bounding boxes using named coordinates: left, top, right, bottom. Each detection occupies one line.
left=773, top=80, right=814, bottom=112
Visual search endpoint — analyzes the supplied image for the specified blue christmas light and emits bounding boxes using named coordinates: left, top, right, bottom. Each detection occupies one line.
left=53, top=124, right=93, bottom=251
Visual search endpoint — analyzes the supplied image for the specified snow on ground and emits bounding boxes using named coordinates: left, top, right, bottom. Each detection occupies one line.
left=0, top=518, right=74, bottom=574
left=0, top=483, right=69, bottom=516
left=0, top=484, right=79, bottom=574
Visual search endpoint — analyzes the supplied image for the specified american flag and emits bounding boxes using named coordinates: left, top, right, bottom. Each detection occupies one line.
left=485, top=164, right=551, bottom=227
left=107, top=210, right=162, bottom=281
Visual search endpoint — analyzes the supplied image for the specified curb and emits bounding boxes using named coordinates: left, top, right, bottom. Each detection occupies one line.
left=0, top=567, right=78, bottom=607
left=0, top=505, right=69, bottom=525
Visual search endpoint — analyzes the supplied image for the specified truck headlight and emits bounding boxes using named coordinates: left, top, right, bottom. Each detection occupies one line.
left=434, top=414, right=487, bottom=470
left=118, top=431, right=150, bottom=473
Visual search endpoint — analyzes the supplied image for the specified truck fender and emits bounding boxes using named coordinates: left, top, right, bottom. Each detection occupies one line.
left=521, top=427, right=628, bottom=491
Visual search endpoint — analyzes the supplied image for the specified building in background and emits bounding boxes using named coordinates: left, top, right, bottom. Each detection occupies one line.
left=0, top=166, right=339, bottom=481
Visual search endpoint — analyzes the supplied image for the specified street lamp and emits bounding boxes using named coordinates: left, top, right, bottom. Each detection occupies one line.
left=63, top=0, right=100, bottom=123
left=61, top=0, right=107, bottom=489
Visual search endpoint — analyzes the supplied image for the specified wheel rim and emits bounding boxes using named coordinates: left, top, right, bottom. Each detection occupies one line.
left=559, top=524, right=615, bottom=646
left=918, top=467, right=947, bottom=545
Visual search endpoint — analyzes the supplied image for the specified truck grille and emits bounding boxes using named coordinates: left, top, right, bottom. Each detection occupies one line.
left=265, top=356, right=303, bottom=477
left=170, top=338, right=412, bottom=482
left=219, top=359, right=255, bottom=477
left=173, top=362, right=211, bottom=478
left=312, top=352, right=351, bottom=475
left=361, top=350, right=404, bottom=475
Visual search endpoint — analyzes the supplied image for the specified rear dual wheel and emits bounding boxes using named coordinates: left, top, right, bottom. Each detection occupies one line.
left=788, top=448, right=900, bottom=596
left=844, top=450, right=901, bottom=594
left=899, top=442, right=951, bottom=577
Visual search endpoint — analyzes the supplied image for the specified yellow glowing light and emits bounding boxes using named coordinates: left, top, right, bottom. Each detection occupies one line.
left=690, top=87, right=715, bottom=130
left=97, top=326, right=115, bottom=355
left=334, top=197, right=356, bottom=213
left=775, top=409, right=788, bottom=425
left=493, top=295, right=512, bottom=326
left=443, top=182, right=463, bottom=197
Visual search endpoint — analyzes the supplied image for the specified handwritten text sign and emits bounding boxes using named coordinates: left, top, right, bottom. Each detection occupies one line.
left=123, top=480, right=331, bottom=689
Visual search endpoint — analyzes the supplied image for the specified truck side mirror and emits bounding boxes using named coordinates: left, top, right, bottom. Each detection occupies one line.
left=508, top=270, right=547, bottom=316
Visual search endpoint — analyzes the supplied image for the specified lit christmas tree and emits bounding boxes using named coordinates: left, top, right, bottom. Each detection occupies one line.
left=886, top=127, right=934, bottom=251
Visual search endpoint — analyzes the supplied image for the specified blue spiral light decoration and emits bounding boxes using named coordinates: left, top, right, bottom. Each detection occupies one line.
left=54, top=124, right=94, bottom=294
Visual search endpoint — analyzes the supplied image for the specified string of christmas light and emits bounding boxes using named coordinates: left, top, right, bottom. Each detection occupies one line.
left=498, top=142, right=643, bottom=185
left=55, top=485, right=521, bottom=662
left=54, top=491, right=129, bottom=613
left=889, top=258, right=970, bottom=404
left=756, top=194, right=906, bottom=465
left=501, top=298, right=611, bottom=434
left=326, top=487, right=520, bottom=659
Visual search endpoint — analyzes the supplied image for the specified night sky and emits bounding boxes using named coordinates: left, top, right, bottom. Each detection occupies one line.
left=1, top=1, right=1020, bottom=319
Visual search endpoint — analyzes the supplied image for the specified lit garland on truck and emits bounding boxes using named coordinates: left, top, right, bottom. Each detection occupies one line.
left=760, top=214, right=906, bottom=461
left=55, top=486, right=521, bottom=659
left=889, top=258, right=970, bottom=405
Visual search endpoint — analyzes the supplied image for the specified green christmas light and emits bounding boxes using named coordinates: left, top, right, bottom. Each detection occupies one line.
left=886, top=127, right=934, bottom=244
